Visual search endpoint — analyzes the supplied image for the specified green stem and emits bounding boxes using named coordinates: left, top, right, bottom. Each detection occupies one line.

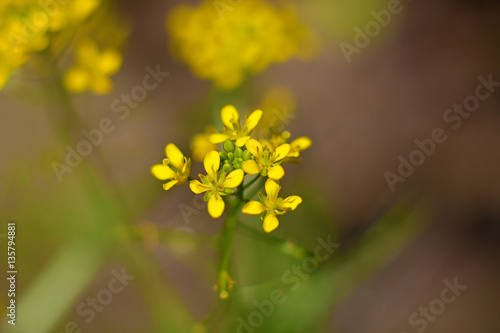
left=243, top=174, right=261, bottom=189
left=243, top=176, right=266, bottom=201
left=237, top=222, right=312, bottom=259
left=217, top=185, right=245, bottom=299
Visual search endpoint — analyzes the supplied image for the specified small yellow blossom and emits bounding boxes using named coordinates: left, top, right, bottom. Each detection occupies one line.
left=260, top=132, right=312, bottom=162
left=190, top=126, right=217, bottom=162
left=151, top=143, right=191, bottom=191
left=242, top=178, right=302, bottom=232
left=210, top=105, right=262, bottom=147
left=63, top=39, right=122, bottom=94
left=287, top=136, right=312, bottom=158
left=189, top=151, right=244, bottom=218
left=242, top=139, right=289, bottom=180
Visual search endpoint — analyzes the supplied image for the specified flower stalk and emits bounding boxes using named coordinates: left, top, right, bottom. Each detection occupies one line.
left=215, top=186, right=245, bottom=299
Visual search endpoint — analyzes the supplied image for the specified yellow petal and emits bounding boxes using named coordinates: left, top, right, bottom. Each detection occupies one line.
left=245, top=139, right=263, bottom=158
left=221, top=105, right=239, bottom=130
left=280, top=195, right=303, bottom=211
left=263, top=214, right=279, bottom=233
left=151, top=164, right=176, bottom=180
left=163, top=180, right=178, bottom=191
left=268, top=165, right=285, bottom=180
left=223, top=169, right=244, bottom=188
left=189, top=180, right=209, bottom=194
left=204, top=151, right=220, bottom=178
left=244, top=110, right=263, bottom=132
left=273, top=144, right=290, bottom=162
left=290, top=137, right=312, bottom=152
left=208, top=193, right=225, bottom=218
left=236, top=136, right=250, bottom=147
left=209, top=133, right=230, bottom=144
left=182, top=158, right=191, bottom=175
left=165, top=144, right=184, bottom=170
left=265, top=178, right=281, bottom=202
left=242, top=201, right=267, bottom=215
left=242, top=160, right=260, bottom=174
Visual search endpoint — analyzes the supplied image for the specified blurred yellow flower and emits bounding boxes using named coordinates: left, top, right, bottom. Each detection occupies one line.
left=242, top=178, right=302, bottom=232
left=151, top=143, right=192, bottom=191
left=189, top=151, right=244, bottom=218
left=257, top=86, right=297, bottom=134
left=63, top=39, right=122, bottom=94
left=166, top=0, right=318, bottom=90
left=190, top=126, right=217, bottom=162
left=0, top=0, right=102, bottom=89
left=288, top=136, right=312, bottom=158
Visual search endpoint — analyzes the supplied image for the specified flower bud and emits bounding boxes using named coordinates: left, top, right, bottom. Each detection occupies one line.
left=234, top=148, right=243, bottom=158
left=228, top=152, right=234, bottom=161
left=223, top=164, right=234, bottom=173
left=223, top=140, right=235, bottom=153
left=219, top=151, right=228, bottom=160
left=242, top=150, right=252, bottom=160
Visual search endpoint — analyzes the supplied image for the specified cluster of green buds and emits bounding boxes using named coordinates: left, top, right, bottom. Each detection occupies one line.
left=220, top=140, right=252, bottom=173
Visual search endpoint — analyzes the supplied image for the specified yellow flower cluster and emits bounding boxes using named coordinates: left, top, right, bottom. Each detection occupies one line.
left=166, top=0, right=317, bottom=90
left=63, top=39, right=122, bottom=94
left=0, top=0, right=126, bottom=94
left=0, top=0, right=101, bottom=89
left=151, top=104, right=311, bottom=232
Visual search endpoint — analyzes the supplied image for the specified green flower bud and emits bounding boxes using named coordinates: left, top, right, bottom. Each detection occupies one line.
left=223, top=164, right=234, bottom=173
left=219, top=151, right=228, bottom=160
left=228, top=152, right=234, bottom=161
left=223, top=140, right=235, bottom=153
left=234, top=148, right=243, bottom=158
left=243, top=150, right=252, bottom=160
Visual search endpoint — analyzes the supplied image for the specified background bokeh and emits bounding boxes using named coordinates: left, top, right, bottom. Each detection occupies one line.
left=1, top=0, right=500, bottom=332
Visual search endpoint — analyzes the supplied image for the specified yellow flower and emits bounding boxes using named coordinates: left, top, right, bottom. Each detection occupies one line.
left=210, top=105, right=262, bottom=147
left=63, top=39, right=122, bottom=94
left=151, top=143, right=191, bottom=190
left=242, top=178, right=302, bottom=232
left=242, top=139, right=289, bottom=180
left=166, top=0, right=316, bottom=90
left=189, top=151, right=244, bottom=218
left=260, top=132, right=312, bottom=163
left=190, top=126, right=217, bottom=162
left=287, top=136, right=312, bottom=158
